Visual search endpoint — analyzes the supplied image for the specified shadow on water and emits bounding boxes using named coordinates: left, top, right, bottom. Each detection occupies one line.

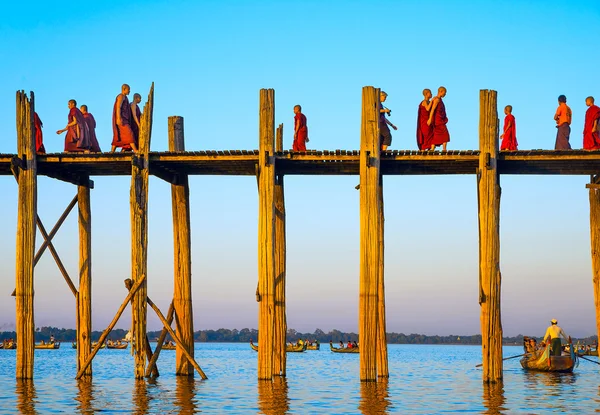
left=358, top=379, right=392, bottom=414
left=16, top=379, right=38, bottom=415
left=482, top=381, right=506, bottom=415
left=258, top=377, right=290, bottom=414
left=76, top=379, right=94, bottom=415
left=174, top=376, right=199, bottom=414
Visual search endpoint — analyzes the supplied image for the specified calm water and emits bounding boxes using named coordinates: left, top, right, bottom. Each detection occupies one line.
left=0, top=343, right=598, bottom=414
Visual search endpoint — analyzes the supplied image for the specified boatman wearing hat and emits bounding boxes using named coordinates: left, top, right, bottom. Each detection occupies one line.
left=543, top=319, right=570, bottom=356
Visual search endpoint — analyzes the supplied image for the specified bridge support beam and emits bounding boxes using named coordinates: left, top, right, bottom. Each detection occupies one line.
left=77, top=180, right=92, bottom=376
left=588, top=175, right=600, bottom=350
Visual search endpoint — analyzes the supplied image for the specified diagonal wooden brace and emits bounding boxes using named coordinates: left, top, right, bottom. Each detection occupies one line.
left=34, top=195, right=78, bottom=265
left=145, top=301, right=175, bottom=378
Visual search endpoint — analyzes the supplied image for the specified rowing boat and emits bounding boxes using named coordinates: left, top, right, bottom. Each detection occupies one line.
left=307, top=342, right=320, bottom=350
left=162, top=344, right=176, bottom=350
left=35, top=342, right=60, bottom=350
left=2, top=342, right=17, bottom=350
left=106, top=343, right=128, bottom=349
left=250, top=340, right=307, bottom=353
left=520, top=339, right=576, bottom=373
left=329, top=341, right=359, bottom=353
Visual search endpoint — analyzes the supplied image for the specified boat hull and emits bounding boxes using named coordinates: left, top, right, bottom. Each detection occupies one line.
left=35, top=343, right=60, bottom=350
left=329, top=342, right=359, bottom=353
left=250, top=341, right=307, bottom=353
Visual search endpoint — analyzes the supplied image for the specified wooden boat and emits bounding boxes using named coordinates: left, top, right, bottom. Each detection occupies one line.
left=162, top=344, right=176, bottom=350
left=329, top=341, right=359, bottom=353
left=520, top=338, right=576, bottom=373
left=307, top=342, right=320, bottom=350
left=2, top=341, right=17, bottom=350
left=73, top=341, right=107, bottom=349
left=35, top=342, right=60, bottom=350
left=250, top=340, right=307, bottom=353
left=106, top=342, right=128, bottom=349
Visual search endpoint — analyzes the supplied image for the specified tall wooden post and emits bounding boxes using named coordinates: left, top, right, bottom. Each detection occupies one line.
left=15, top=91, right=37, bottom=379
left=257, top=88, right=276, bottom=380
left=588, top=175, right=600, bottom=346
left=376, top=176, right=388, bottom=378
left=77, top=181, right=92, bottom=376
left=273, top=123, right=287, bottom=377
left=359, top=86, right=381, bottom=381
left=477, top=89, right=503, bottom=383
left=169, top=116, right=194, bottom=376
left=130, top=83, right=154, bottom=378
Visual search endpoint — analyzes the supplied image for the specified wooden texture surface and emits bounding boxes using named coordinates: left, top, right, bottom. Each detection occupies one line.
left=376, top=176, right=388, bottom=378
left=169, top=116, right=194, bottom=376
left=359, top=86, right=381, bottom=381
left=77, top=183, right=92, bottom=376
left=589, top=176, right=600, bottom=354
left=145, top=301, right=175, bottom=377
left=477, top=89, right=503, bottom=383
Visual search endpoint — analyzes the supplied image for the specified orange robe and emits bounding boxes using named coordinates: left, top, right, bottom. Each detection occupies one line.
left=111, top=94, right=136, bottom=148
left=500, top=114, right=518, bottom=151
left=583, top=105, right=600, bottom=150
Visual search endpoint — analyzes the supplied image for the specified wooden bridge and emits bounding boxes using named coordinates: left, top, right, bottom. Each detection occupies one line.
left=5, top=86, right=600, bottom=384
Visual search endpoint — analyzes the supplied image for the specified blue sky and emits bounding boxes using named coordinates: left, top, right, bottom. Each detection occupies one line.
left=0, top=0, right=599, bottom=337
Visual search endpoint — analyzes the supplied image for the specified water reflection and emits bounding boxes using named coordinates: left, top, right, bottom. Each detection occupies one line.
left=258, top=377, right=290, bottom=414
left=133, top=379, right=150, bottom=415
left=76, top=379, right=94, bottom=414
left=482, top=381, right=506, bottom=414
left=359, top=379, right=391, bottom=414
left=16, top=379, right=38, bottom=415
left=175, top=376, right=199, bottom=414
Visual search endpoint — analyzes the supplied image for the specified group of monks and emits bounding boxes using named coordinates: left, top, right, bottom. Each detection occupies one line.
left=415, top=87, right=451, bottom=151
left=34, top=84, right=143, bottom=154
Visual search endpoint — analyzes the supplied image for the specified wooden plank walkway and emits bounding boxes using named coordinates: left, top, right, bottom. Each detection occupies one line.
left=1, top=149, right=600, bottom=178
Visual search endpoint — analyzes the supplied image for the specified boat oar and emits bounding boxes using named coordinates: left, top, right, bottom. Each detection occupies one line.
left=577, top=354, right=600, bottom=365
left=475, top=353, right=528, bottom=368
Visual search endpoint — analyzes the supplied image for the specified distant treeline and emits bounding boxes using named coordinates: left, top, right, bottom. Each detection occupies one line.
left=1, top=327, right=597, bottom=345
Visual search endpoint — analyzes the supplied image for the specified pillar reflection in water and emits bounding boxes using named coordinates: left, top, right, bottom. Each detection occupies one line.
left=76, top=378, right=94, bottom=414
left=482, top=381, right=506, bottom=414
left=258, top=377, right=289, bottom=415
left=16, top=379, right=37, bottom=415
left=132, top=379, right=150, bottom=415
left=358, top=379, right=391, bottom=414
left=175, top=376, right=199, bottom=414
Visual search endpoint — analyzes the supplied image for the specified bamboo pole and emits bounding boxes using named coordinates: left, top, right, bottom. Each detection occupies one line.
left=15, top=90, right=37, bottom=380
left=75, top=275, right=146, bottom=379
left=130, top=83, right=154, bottom=379
left=168, top=116, right=194, bottom=376
left=376, top=176, right=389, bottom=378
left=257, top=88, right=276, bottom=380
left=359, top=86, right=381, bottom=382
left=589, top=175, right=600, bottom=351
left=273, top=123, right=287, bottom=377
left=145, top=301, right=175, bottom=377
left=477, top=89, right=503, bottom=383
left=77, top=182, right=92, bottom=376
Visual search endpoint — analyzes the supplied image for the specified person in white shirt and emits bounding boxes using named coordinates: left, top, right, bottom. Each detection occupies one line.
left=543, top=319, right=570, bottom=356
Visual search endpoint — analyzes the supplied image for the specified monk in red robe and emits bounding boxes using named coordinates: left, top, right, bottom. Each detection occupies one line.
left=293, top=105, right=308, bottom=151
left=80, top=105, right=102, bottom=153
left=416, top=89, right=434, bottom=150
left=34, top=112, right=45, bottom=154
left=500, top=105, right=518, bottom=151
left=583, top=96, right=600, bottom=150
left=111, top=84, right=138, bottom=153
left=129, top=93, right=143, bottom=147
left=56, top=99, right=90, bottom=152
left=428, top=86, right=450, bottom=151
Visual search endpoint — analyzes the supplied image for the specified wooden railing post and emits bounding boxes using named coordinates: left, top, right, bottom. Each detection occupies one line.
left=376, top=176, right=388, bottom=378
left=477, top=89, right=503, bottom=383
left=130, top=83, right=154, bottom=379
left=77, top=180, right=92, bottom=376
left=257, top=88, right=276, bottom=380
left=359, top=86, right=381, bottom=381
left=273, top=123, right=287, bottom=377
left=168, top=116, right=195, bottom=376
left=15, top=90, right=37, bottom=380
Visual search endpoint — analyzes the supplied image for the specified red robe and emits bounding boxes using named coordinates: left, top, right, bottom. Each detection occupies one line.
left=293, top=113, right=308, bottom=152
left=583, top=105, right=600, bottom=150
left=431, top=98, right=450, bottom=146
left=34, top=112, right=45, bottom=153
left=111, top=94, right=136, bottom=148
left=500, top=114, right=518, bottom=151
left=64, top=107, right=90, bottom=152
left=130, top=104, right=142, bottom=143
left=83, top=113, right=102, bottom=152
left=416, top=103, right=433, bottom=150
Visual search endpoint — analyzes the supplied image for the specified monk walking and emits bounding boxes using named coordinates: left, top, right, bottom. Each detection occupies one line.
left=293, top=105, right=308, bottom=151
left=56, top=99, right=90, bottom=152
left=416, top=89, right=434, bottom=150
left=80, top=105, right=102, bottom=153
left=554, top=95, right=572, bottom=150
left=111, top=84, right=138, bottom=153
left=130, top=93, right=143, bottom=145
left=500, top=105, right=518, bottom=151
left=583, top=96, right=600, bottom=150
left=379, top=91, right=397, bottom=151
left=34, top=112, right=45, bottom=154
left=428, top=87, right=450, bottom=151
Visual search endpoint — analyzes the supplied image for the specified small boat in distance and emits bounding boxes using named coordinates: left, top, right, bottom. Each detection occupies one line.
left=106, top=342, right=128, bottom=349
left=307, top=341, right=320, bottom=351
left=520, top=336, right=576, bottom=373
left=250, top=340, right=307, bottom=353
left=162, top=343, right=176, bottom=350
left=35, top=342, right=60, bottom=350
left=329, top=341, right=359, bottom=353
left=2, top=340, right=17, bottom=350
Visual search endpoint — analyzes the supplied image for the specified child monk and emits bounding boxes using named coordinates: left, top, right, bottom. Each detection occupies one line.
left=34, top=112, right=45, bottom=154
left=130, top=93, right=143, bottom=144
left=56, top=99, right=90, bottom=152
left=554, top=95, right=572, bottom=150
left=80, top=105, right=102, bottom=152
left=416, top=89, right=434, bottom=150
left=500, top=105, right=518, bottom=151
left=111, top=84, right=138, bottom=153
left=293, top=105, right=308, bottom=152
left=428, top=86, right=450, bottom=151
left=583, top=96, right=600, bottom=150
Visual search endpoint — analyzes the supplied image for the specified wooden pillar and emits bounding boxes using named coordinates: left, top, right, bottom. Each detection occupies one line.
left=257, top=88, right=276, bottom=380
left=168, top=116, right=194, bottom=376
left=588, top=175, right=600, bottom=347
left=130, top=83, right=154, bottom=378
left=477, top=89, right=503, bottom=383
left=359, top=86, right=381, bottom=381
left=273, top=123, right=287, bottom=377
left=77, top=181, right=92, bottom=376
left=376, top=176, right=389, bottom=378
left=15, top=91, right=37, bottom=379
